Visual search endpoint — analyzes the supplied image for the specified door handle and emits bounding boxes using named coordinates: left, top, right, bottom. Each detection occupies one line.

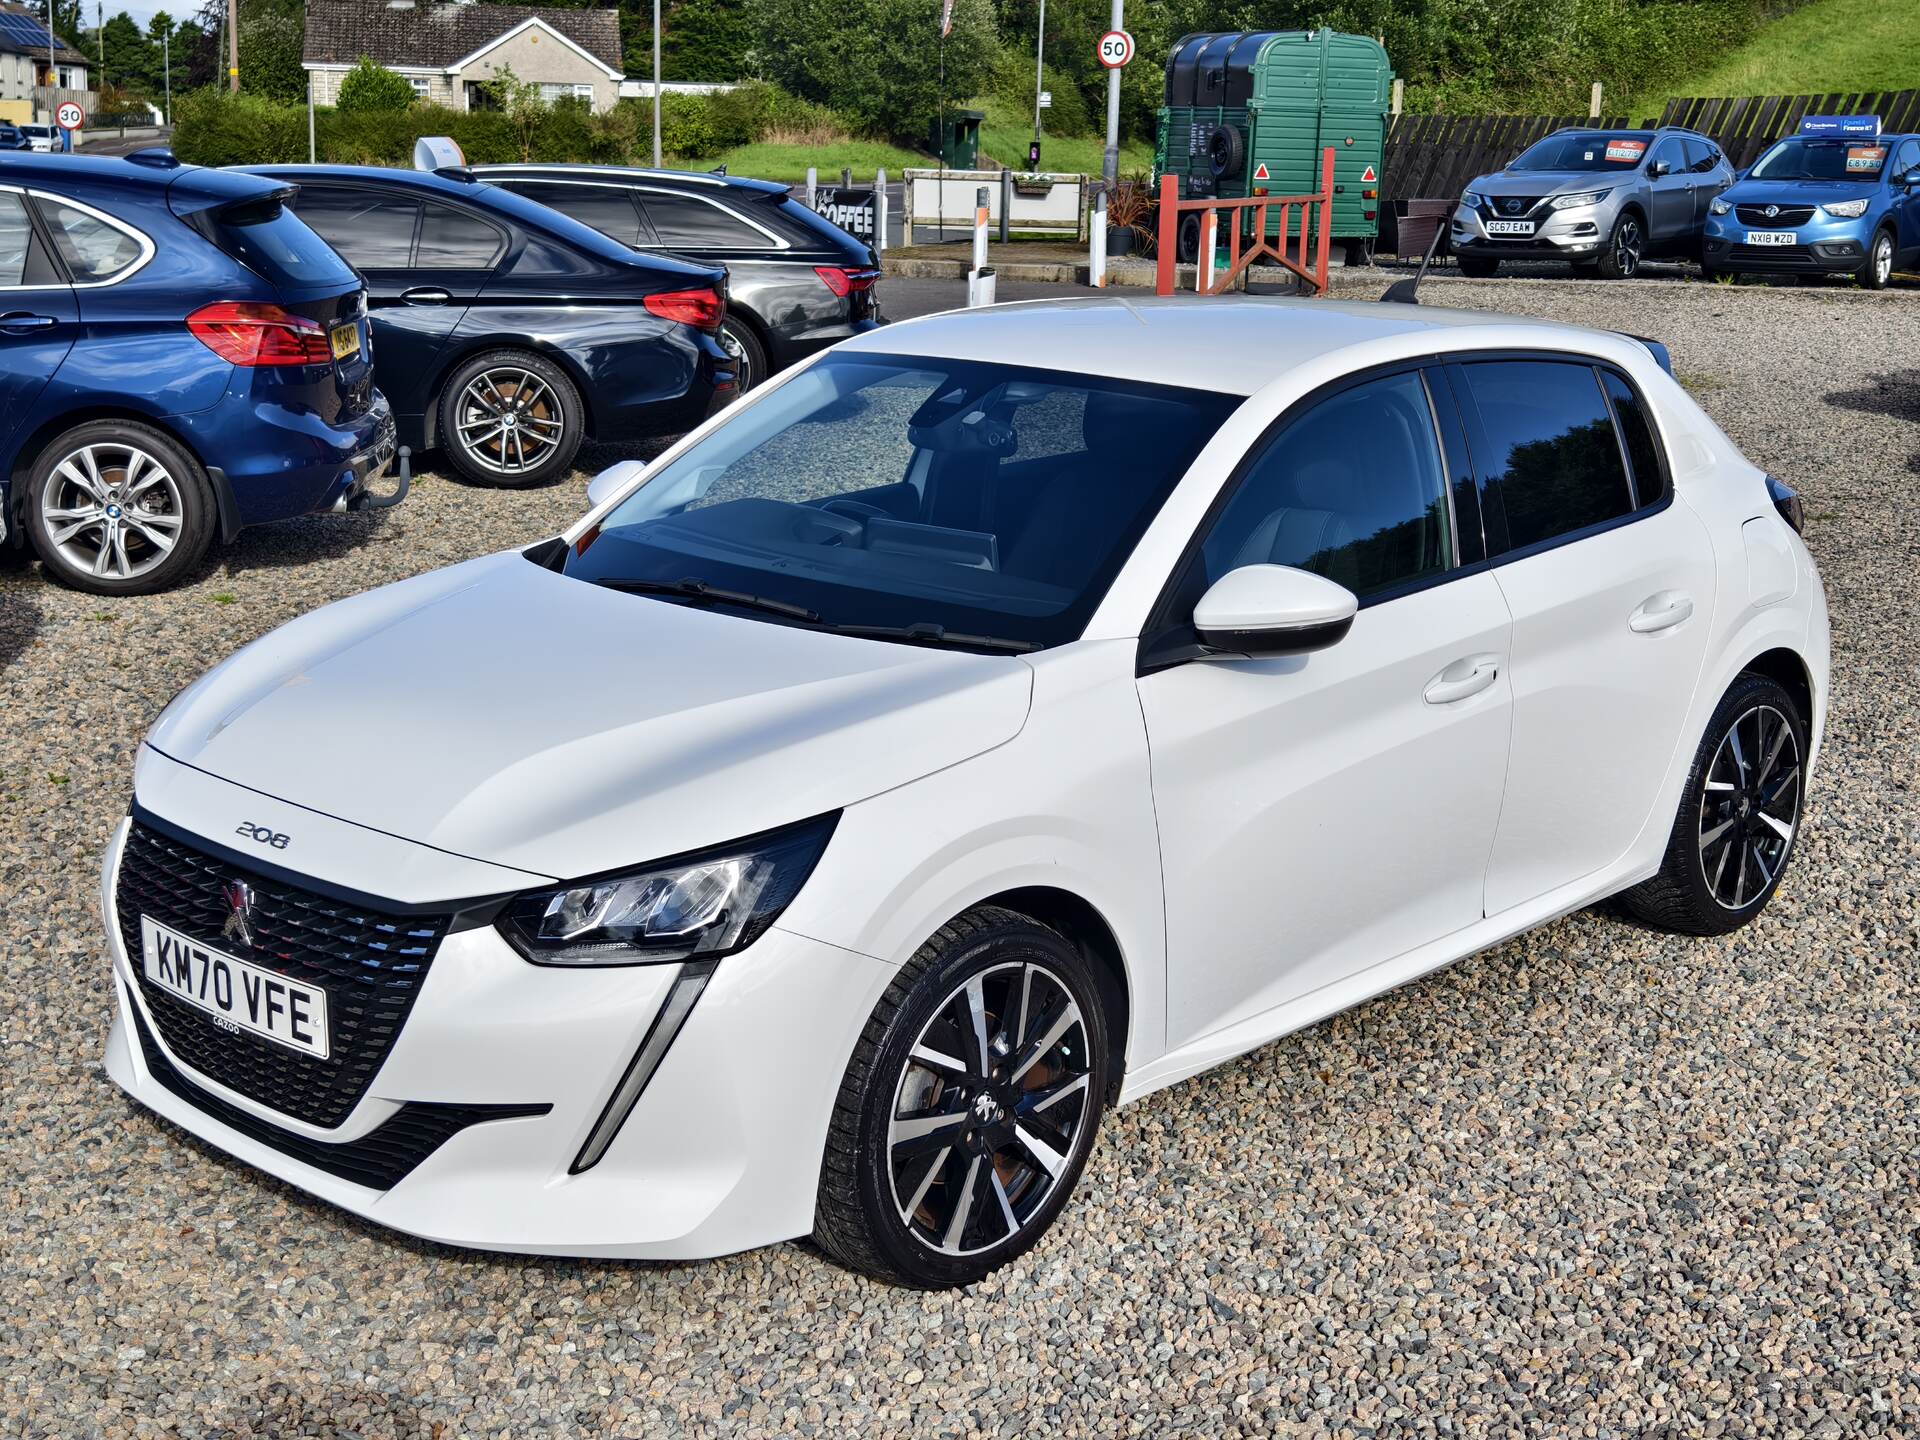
left=0, top=311, right=57, bottom=331
left=1629, top=591, right=1695, bottom=633
left=1424, top=654, right=1501, bottom=706
left=400, top=287, right=451, bottom=305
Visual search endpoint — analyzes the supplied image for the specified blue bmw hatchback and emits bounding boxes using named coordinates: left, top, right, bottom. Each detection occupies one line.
left=0, top=151, right=399, bottom=594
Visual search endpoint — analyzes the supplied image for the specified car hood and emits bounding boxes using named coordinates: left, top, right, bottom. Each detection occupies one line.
left=1723, top=179, right=1878, bottom=205
left=146, top=549, right=1034, bottom=882
left=1472, top=169, right=1634, bottom=198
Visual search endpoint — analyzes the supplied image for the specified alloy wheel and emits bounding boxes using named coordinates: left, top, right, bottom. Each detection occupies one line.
left=888, top=961, right=1094, bottom=1257
left=454, top=368, right=567, bottom=477
left=1698, top=703, right=1801, bottom=909
left=719, top=323, right=756, bottom=390
left=1873, top=234, right=1893, bottom=287
left=1614, top=217, right=1641, bottom=277
left=38, top=442, right=184, bottom=582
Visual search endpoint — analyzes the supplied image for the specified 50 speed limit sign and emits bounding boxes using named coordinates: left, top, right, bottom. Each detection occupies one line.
left=1097, top=30, right=1134, bottom=68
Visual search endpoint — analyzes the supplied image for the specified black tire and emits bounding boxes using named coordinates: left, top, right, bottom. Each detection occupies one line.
left=1857, top=226, right=1896, bottom=290
left=1343, top=237, right=1375, bottom=269
left=718, top=315, right=768, bottom=393
left=1176, top=211, right=1202, bottom=264
left=435, top=349, right=584, bottom=488
left=24, top=419, right=215, bottom=595
left=1595, top=209, right=1645, bottom=279
left=1619, top=673, right=1808, bottom=936
left=1457, top=254, right=1499, bottom=278
left=813, top=906, right=1111, bottom=1288
left=1205, top=124, right=1246, bottom=182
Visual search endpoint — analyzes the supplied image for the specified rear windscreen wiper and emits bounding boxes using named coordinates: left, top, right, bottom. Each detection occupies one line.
left=592, top=576, right=820, bottom=622
left=825, top=622, right=1039, bottom=654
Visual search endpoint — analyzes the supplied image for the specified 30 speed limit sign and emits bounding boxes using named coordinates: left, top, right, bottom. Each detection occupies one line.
left=1097, top=30, right=1134, bottom=68
left=55, top=100, right=85, bottom=131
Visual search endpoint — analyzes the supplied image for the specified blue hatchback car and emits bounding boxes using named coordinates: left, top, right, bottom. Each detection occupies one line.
left=0, top=151, right=399, bottom=594
left=1703, top=118, right=1920, bottom=288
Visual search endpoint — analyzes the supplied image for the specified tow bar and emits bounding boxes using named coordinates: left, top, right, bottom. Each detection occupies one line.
left=342, top=445, right=412, bottom=513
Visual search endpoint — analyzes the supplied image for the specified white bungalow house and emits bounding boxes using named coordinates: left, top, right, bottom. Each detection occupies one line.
left=302, top=0, right=624, bottom=113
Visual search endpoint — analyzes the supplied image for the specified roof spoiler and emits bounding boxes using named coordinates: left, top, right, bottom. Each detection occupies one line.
left=1619, top=334, right=1673, bottom=374
left=1379, top=218, right=1446, bottom=304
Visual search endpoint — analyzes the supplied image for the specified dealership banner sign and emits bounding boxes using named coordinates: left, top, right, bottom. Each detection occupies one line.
left=814, top=187, right=877, bottom=238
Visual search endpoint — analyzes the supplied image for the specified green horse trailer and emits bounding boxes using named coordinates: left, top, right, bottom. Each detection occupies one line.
left=1156, top=29, right=1393, bottom=265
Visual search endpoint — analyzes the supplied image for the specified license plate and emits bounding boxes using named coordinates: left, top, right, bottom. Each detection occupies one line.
left=329, top=322, right=362, bottom=360
left=1486, top=220, right=1535, bottom=236
left=140, top=915, right=330, bottom=1059
left=1744, top=230, right=1796, bottom=246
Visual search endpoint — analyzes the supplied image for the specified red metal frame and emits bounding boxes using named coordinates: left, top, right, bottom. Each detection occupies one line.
left=1155, top=148, right=1336, bottom=297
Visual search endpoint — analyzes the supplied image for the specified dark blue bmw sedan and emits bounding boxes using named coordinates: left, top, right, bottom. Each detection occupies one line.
left=245, top=165, right=734, bottom=487
left=1, top=151, right=399, bottom=595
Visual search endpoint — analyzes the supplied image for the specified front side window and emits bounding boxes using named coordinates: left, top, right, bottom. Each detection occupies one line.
left=639, top=192, right=767, bottom=248
left=562, top=352, right=1240, bottom=650
left=415, top=203, right=504, bottom=268
left=1894, top=139, right=1920, bottom=179
left=293, top=188, right=419, bottom=268
left=503, top=181, right=645, bottom=248
left=1462, top=361, right=1633, bottom=551
left=1648, top=136, right=1686, bottom=176
left=1194, top=371, right=1453, bottom=599
left=36, top=198, right=144, bottom=282
left=1510, top=131, right=1653, bottom=173
left=0, top=192, right=29, bottom=286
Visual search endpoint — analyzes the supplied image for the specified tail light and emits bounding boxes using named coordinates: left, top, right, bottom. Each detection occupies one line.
left=1362, top=188, right=1377, bottom=200
left=187, top=302, right=334, bottom=366
left=815, top=266, right=879, bottom=298
left=643, top=286, right=725, bottom=333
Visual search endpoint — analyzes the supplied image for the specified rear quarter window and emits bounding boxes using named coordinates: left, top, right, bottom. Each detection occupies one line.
left=639, top=192, right=769, bottom=248
left=36, top=197, right=147, bottom=282
left=1601, top=372, right=1669, bottom=508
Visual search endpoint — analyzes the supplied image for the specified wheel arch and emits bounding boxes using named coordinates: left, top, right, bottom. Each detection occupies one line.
left=6, top=405, right=216, bottom=536
left=966, top=885, right=1131, bottom=1103
left=1742, top=645, right=1814, bottom=732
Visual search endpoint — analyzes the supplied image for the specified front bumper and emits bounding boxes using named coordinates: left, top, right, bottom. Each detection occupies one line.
left=100, top=808, right=896, bottom=1260
left=1451, top=200, right=1608, bottom=263
left=1702, top=212, right=1872, bottom=272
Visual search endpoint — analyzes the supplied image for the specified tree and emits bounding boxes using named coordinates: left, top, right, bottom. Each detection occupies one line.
left=660, top=0, right=751, bottom=82
left=238, top=5, right=304, bottom=102
left=750, top=0, right=997, bottom=142
left=336, top=56, right=418, bottom=111
left=478, top=63, right=547, bottom=161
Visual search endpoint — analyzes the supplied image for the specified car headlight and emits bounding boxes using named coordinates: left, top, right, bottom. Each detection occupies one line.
left=1820, top=198, right=1870, bottom=218
left=1709, top=197, right=1731, bottom=215
left=1461, top=191, right=1484, bottom=208
left=1550, top=189, right=1613, bottom=210
left=499, top=814, right=838, bottom=966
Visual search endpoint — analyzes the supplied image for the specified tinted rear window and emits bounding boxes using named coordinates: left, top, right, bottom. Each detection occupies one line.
left=499, top=181, right=645, bottom=248
left=1462, top=360, right=1634, bottom=551
left=417, top=204, right=504, bottom=268
left=215, top=200, right=357, bottom=288
left=638, top=192, right=768, bottom=248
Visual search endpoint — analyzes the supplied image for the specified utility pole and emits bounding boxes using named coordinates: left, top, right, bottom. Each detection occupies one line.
left=1031, top=0, right=1045, bottom=152
left=651, top=0, right=661, bottom=167
left=95, top=0, right=101, bottom=88
left=1101, top=0, right=1123, bottom=190
left=45, top=0, right=55, bottom=122
left=162, top=25, right=170, bottom=122
left=227, top=0, right=238, bottom=92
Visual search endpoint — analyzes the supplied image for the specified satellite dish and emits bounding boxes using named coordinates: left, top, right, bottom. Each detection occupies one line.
left=413, top=136, right=467, bottom=172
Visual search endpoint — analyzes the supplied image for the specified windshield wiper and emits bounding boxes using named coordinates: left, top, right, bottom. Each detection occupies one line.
left=591, top=576, right=821, bottom=622
left=825, top=622, right=1039, bottom=654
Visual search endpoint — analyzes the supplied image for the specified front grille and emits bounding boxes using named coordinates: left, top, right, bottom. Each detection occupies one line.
left=116, top=819, right=449, bottom=1129
left=1481, top=196, right=1544, bottom=218
left=128, top=1000, right=548, bottom=1190
left=1735, top=204, right=1815, bottom=226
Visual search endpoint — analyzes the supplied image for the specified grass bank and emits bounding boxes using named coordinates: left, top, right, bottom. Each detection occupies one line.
left=1638, top=0, right=1920, bottom=120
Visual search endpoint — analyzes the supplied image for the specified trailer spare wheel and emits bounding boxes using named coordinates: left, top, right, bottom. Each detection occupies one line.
left=1206, top=124, right=1247, bottom=180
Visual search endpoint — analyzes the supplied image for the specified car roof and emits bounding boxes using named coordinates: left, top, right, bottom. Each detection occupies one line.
left=844, top=296, right=1642, bottom=397
left=242, top=162, right=504, bottom=200
left=473, top=162, right=790, bottom=196
left=0, top=151, right=287, bottom=202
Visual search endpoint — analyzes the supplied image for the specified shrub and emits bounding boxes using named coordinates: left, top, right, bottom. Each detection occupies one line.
left=658, top=91, right=723, bottom=157
left=335, top=57, right=416, bottom=113
left=238, top=8, right=305, bottom=105
left=171, top=88, right=307, bottom=166
left=992, top=53, right=1092, bottom=139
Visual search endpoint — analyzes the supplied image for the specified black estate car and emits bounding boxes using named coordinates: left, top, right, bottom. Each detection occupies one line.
left=478, top=165, right=880, bottom=392
left=246, top=165, right=733, bottom=487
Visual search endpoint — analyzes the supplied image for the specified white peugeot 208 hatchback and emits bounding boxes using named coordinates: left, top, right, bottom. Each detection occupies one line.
left=101, top=298, right=1829, bottom=1288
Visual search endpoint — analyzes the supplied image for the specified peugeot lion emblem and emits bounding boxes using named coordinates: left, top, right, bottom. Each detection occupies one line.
left=1764, top=204, right=1780, bottom=219
left=222, top=881, right=256, bottom=948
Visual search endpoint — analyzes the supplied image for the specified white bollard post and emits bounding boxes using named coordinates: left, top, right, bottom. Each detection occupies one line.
left=973, top=185, right=990, bottom=272
left=875, top=169, right=888, bottom=254
left=1089, top=197, right=1108, bottom=288
left=806, top=167, right=817, bottom=209
left=969, top=267, right=998, bottom=307
left=1201, top=209, right=1218, bottom=295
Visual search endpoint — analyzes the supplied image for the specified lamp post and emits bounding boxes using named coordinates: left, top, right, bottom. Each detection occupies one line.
left=1031, top=0, right=1045, bottom=154
left=651, top=0, right=661, bottom=167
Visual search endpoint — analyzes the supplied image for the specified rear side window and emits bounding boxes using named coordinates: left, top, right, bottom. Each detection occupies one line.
left=0, top=193, right=29, bottom=285
left=503, top=182, right=645, bottom=248
left=416, top=204, right=504, bottom=268
left=37, top=198, right=146, bottom=282
left=1601, top=372, right=1668, bottom=508
left=1684, top=138, right=1721, bottom=173
left=214, top=200, right=357, bottom=288
left=639, top=192, right=768, bottom=248
left=1461, top=361, right=1633, bottom=551
left=294, top=188, right=419, bottom=268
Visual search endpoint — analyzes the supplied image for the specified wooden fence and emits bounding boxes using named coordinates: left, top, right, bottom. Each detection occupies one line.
left=1380, top=114, right=1627, bottom=205
left=1655, top=91, right=1920, bottom=169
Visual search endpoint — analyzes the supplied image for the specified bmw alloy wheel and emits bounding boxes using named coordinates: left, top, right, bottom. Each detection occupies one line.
left=454, top=368, right=567, bottom=478
left=1698, top=703, right=1801, bottom=909
left=38, top=442, right=185, bottom=582
left=888, top=960, right=1094, bottom=1256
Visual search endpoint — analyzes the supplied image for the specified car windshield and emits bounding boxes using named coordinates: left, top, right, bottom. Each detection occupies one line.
left=1750, top=138, right=1888, bottom=181
left=562, top=352, right=1241, bottom=650
left=1509, top=132, right=1654, bottom=172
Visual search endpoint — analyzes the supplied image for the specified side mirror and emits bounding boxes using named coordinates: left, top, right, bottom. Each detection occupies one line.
left=586, top=458, right=646, bottom=510
left=1648, top=160, right=1672, bottom=179
left=1192, top=564, right=1358, bottom=656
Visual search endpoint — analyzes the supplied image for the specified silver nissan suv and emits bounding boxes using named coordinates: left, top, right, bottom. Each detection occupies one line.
left=1451, top=126, right=1734, bottom=278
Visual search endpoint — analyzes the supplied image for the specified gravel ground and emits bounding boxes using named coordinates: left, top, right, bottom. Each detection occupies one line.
left=3, top=279, right=1917, bottom=1438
